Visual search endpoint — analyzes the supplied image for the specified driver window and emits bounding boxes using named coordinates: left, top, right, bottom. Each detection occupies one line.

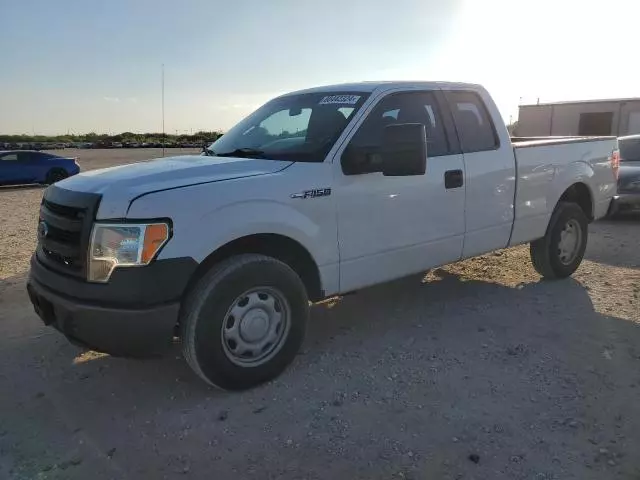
left=347, top=92, right=449, bottom=157
left=1, top=153, right=19, bottom=161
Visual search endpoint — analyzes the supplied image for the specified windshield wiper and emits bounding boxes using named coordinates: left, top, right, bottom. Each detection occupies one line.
left=212, top=147, right=266, bottom=158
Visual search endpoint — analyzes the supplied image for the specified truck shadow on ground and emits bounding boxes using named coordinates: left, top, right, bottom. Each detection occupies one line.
left=307, top=267, right=640, bottom=355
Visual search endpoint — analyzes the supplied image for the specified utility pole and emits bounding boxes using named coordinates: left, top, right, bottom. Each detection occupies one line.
left=161, top=64, right=165, bottom=157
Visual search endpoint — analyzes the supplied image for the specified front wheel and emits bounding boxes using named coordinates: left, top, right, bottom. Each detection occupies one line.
left=180, top=254, right=309, bottom=390
left=530, top=202, right=589, bottom=279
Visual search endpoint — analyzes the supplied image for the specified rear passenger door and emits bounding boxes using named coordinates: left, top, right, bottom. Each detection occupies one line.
left=445, top=90, right=516, bottom=257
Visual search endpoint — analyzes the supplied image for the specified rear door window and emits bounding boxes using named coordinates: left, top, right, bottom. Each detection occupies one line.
left=446, top=91, right=499, bottom=153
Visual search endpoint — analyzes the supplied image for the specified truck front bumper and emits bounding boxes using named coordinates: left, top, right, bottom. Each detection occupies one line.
left=27, top=255, right=198, bottom=357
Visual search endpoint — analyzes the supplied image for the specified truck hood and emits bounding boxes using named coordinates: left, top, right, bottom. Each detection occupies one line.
left=58, top=155, right=293, bottom=218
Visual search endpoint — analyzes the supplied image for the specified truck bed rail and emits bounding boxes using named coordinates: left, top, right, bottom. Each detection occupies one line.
left=511, top=136, right=617, bottom=148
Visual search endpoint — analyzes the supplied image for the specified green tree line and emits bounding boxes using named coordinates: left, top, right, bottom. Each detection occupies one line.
left=0, top=131, right=223, bottom=145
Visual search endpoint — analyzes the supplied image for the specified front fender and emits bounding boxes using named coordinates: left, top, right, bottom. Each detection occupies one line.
left=165, top=200, right=327, bottom=264
left=128, top=184, right=338, bottom=270
left=125, top=164, right=339, bottom=294
left=155, top=198, right=339, bottom=295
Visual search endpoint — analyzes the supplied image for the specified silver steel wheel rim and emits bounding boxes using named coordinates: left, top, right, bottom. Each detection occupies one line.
left=557, top=219, right=582, bottom=265
left=221, top=287, right=291, bottom=367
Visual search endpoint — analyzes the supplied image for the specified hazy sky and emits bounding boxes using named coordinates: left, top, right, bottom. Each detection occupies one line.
left=1, top=0, right=638, bottom=135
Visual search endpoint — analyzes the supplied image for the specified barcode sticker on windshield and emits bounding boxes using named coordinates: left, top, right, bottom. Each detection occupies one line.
left=318, top=95, right=361, bottom=105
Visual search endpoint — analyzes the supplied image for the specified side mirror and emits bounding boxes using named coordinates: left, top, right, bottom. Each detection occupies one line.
left=380, top=123, right=427, bottom=176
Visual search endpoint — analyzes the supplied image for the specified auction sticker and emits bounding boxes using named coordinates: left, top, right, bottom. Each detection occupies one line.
left=318, top=95, right=361, bottom=105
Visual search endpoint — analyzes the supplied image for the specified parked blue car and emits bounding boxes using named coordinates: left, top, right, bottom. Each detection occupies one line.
left=0, top=150, right=80, bottom=186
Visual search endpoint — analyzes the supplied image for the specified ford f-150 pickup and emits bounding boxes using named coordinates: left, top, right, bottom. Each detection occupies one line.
left=27, top=81, right=618, bottom=390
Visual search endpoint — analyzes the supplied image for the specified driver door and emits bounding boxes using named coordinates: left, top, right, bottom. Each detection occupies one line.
left=334, top=90, right=466, bottom=292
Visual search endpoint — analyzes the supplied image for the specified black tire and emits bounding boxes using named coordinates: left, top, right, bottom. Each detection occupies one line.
left=530, top=202, right=589, bottom=279
left=180, top=254, right=309, bottom=390
left=45, top=168, right=68, bottom=184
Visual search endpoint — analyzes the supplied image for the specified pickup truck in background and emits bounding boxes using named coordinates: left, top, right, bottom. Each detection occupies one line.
left=26, top=82, right=618, bottom=390
left=609, top=133, right=640, bottom=215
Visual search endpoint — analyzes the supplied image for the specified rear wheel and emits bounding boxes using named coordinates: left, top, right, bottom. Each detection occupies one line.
left=180, top=254, right=309, bottom=390
left=45, top=168, right=68, bottom=184
left=530, top=202, right=588, bottom=279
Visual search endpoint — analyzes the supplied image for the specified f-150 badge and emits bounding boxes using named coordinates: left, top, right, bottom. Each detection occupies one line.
left=290, top=188, right=332, bottom=199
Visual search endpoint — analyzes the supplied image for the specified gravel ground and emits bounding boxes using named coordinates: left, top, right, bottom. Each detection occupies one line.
left=1, top=149, right=639, bottom=479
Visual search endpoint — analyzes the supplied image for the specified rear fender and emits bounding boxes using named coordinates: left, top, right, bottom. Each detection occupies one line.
left=549, top=161, right=595, bottom=213
left=510, top=160, right=595, bottom=246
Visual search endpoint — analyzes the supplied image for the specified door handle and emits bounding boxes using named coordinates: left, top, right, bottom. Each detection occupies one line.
left=444, top=169, right=464, bottom=189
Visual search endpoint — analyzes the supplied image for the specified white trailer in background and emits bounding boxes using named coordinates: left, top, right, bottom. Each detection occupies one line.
left=517, top=97, right=640, bottom=137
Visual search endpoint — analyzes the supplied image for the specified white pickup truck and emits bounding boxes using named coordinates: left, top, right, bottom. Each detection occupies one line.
left=27, top=82, right=618, bottom=389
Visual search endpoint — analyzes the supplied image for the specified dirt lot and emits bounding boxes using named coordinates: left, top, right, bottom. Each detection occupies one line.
left=1, top=149, right=639, bottom=479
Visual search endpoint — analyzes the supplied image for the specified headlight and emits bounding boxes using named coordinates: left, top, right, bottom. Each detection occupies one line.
left=88, top=222, right=170, bottom=283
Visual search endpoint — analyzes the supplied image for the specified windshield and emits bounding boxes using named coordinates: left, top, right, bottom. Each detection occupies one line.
left=207, top=92, right=370, bottom=162
left=619, top=136, right=640, bottom=162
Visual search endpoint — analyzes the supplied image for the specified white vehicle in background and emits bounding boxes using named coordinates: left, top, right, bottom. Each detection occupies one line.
left=27, top=81, right=618, bottom=390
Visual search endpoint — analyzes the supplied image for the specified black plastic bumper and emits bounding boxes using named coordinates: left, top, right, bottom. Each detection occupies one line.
left=27, top=255, right=198, bottom=356
left=609, top=193, right=640, bottom=215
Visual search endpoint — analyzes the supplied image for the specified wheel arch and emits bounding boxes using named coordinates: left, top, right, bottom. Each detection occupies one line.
left=44, top=166, right=68, bottom=184
left=556, top=182, right=594, bottom=221
left=183, top=233, right=324, bottom=303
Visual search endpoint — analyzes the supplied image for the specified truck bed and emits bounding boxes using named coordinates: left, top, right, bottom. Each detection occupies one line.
left=508, top=135, right=618, bottom=246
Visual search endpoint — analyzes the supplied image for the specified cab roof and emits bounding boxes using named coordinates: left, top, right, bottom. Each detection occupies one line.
left=281, top=81, right=483, bottom=97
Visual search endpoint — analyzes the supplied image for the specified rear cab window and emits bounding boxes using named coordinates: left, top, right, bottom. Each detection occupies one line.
left=446, top=91, right=499, bottom=153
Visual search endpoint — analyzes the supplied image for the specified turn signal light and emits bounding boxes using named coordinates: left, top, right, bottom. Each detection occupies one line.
left=142, top=223, right=169, bottom=263
left=610, top=149, right=620, bottom=180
